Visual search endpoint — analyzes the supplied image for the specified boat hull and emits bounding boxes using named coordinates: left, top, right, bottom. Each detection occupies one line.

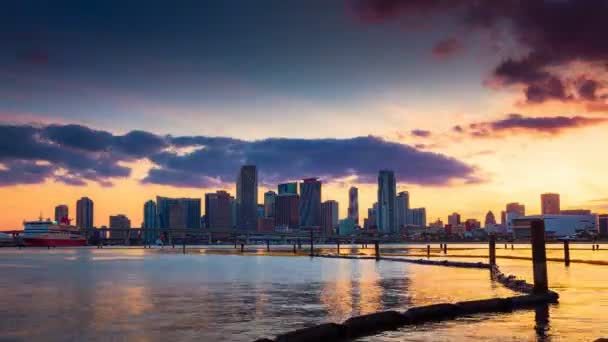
left=23, top=238, right=87, bottom=247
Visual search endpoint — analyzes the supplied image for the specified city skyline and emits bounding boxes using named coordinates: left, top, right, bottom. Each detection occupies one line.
left=2, top=1, right=608, bottom=228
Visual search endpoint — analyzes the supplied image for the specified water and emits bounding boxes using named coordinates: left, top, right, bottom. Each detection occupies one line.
left=0, top=244, right=606, bottom=341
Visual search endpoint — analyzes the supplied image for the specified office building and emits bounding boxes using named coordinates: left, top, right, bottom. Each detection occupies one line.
left=205, top=191, right=233, bottom=229
left=485, top=211, right=496, bottom=226
left=377, top=170, right=396, bottom=234
left=157, top=196, right=201, bottom=229
left=560, top=209, right=591, bottom=215
left=257, top=217, right=275, bottom=232
left=76, top=197, right=94, bottom=229
left=339, top=217, right=356, bottom=236
left=348, top=187, right=359, bottom=225
left=54, top=205, right=68, bottom=223
left=411, top=207, right=426, bottom=227
left=278, top=182, right=297, bottom=195
left=142, top=200, right=157, bottom=244
left=264, top=191, right=276, bottom=217
left=365, top=203, right=378, bottom=230
left=299, top=178, right=322, bottom=227
left=448, top=212, right=461, bottom=226
left=321, top=200, right=339, bottom=235
left=109, top=214, right=131, bottom=239
left=500, top=211, right=506, bottom=225
left=275, top=194, right=300, bottom=229
left=511, top=214, right=598, bottom=239
left=396, top=191, right=410, bottom=228
left=506, top=202, right=525, bottom=217
left=237, top=165, right=258, bottom=230
left=541, top=193, right=560, bottom=215
left=599, top=214, right=608, bottom=236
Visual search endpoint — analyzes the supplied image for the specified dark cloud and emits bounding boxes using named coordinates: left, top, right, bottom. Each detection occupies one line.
left=432, top=37, right=463, bottom=60
left=461, top=114, right=608, bottom=137
left=411, top=129, right=432, bottom=137
left=0, top=123, right=479, bottom=188
left=578, top=79, right=600, bottom=101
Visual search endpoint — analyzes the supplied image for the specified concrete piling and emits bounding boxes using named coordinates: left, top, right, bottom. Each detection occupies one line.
left=563, top=240, right=570, bottom=266
left=336, top=239, right=340, bottom=255
left=531, top=219, right=549, bottom=294
left=489, top=234, right=496, bottom=266
left=293, top=241, right=297, bottom=254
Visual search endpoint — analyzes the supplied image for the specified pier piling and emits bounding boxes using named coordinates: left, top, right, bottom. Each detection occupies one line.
left=337, top=239, right=340, bottom=255
left=240, top=243, right=244, bottom=253
left=266, top=240, right=270, bottom=252
left=427, top=245, right=430, bottom=259
left=563, top=240, right=570, bottom=266
left=293, top=241, right=297, bottom=254
left=489, top=234, right=496, bottom=266
left=443, top=243, right=447, bottom=254
left=375, top=241, right=380, bottom=260
left=309, top=231, right=314, bottom=257
left=531, top=219, right=549, bottom=294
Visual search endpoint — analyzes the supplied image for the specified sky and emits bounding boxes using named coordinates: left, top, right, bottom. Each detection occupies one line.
left=1, top=0, right=608, bottom=228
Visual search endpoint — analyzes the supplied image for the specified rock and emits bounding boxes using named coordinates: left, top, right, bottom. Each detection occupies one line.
left=404, top=304, right=461, bottom=322
left=342, top=311, right=410, bottom=338
left=275, top=323, right=345, bottom=342
left=456, top=298, right=512, bottom=314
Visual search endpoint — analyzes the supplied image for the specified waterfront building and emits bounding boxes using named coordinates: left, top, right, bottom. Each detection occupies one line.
left=54, top=205, right=68, bottom=223
left=464, top=218, right=481, bottom=230
left=511, top=214, right=597, bottom=239
left=275, top=194, right=300, bottom=229
left=236, top=165, right=258, bottom=230
left=541, top=193, right=560, bottom=215
left=339, top=217, right=356, bottom=236
left=205, top=191, right=233, bottom=229
left=448, top=212, right=461, bottom=226
left=396, top=191, right=410, bottom=228
left=485, top=211, right=496, bottom=226
left=109, top=214, right=131, bottom=240
left=377, top=170, right=396, bottom=234
left=599, top=214, right=608, bottom=236
left=157, top=196, right=201, bottom=229
left=299, top=178, right=322, bottom=227
left=348, top=187, right=359, bottom=225
left=143, top=200, right=157, bottom=243
left=500, top=210, right=506, bottom=225
left=365, top=203, right=378, bottom=230
left=410, top=207, right=426, bottom=227
left=76, top=197, right=94, bottom=229
left=506, top=202, right=525, bottom=217
left=321, top=200, right=339, bottom=235
left=278, top=182, right=297, bottom=195
left=264, top=191, right=276, bottom=217
left=257, top=217, right=275, bottom=232
left=560, top=209, right=591, bottom=215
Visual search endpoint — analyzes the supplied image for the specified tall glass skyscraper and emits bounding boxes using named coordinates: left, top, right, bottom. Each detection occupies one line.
left=278, top=182, right=297, bottom=195
left=264, top=191, right=276, bottom=218
left=395, top=191, right=409, bottom=228
left=237, top=165, right=258, bottom=230
left=348, top=187, right=359, bottom=225
left=76, top=197, right=94, bottom=229
left=156, top=196, right=201, bottom=229
left=377, top=170, right=396, bottom=234
left=299, top=178, right=321, bottom=227
left=143, top=200, right=157, bottom=244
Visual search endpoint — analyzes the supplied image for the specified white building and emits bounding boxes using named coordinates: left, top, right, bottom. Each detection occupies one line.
left=511, top=214, right=598, bottom=239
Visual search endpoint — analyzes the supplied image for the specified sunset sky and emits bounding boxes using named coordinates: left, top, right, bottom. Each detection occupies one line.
left=2, top=0, right=608, bottom=228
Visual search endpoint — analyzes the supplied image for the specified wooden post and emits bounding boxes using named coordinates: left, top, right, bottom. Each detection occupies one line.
left=504, top=243, right=507, bottom=249
left=563, top=240, right=570, bottom=266
left=427, top=244, right=430, bottom=258
left=511, top=244, right=514, bottom=250
left=293, top=241, right=297, bottom=254
left=443, top=243, right=447, bottom=254
left=310, top=230, right=314, bottom=257
left=337, top=238, right=340, bottom=255
left=240, top=243, right=244, bottom=253
left=266, top=240, right=270, bottom=252
left=374, top=241, right=380, bottom=260
left=182, top=239, right=186, bottom=254
left=234, top=239, right=237, bottom=249
left=489, top=234, right=496, bottom=266
left=531, top=219, right=549, bottom=294
left=592, top=244, right=596, bottom=251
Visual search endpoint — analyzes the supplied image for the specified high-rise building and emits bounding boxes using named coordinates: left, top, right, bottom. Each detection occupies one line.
left=237, top=165, right=258, bottom=230
left=157, top=196, right=201, bottom=229
left=339, top=217, right=356, bottom=236
left=541, top=193, right=560, bottom=215
left=410, top=207, right=426, bottom=227
left=275, top=194, right=300, bottom=229
left=348, top=187, right=359, bottom=225
left=560, top=209, right=591, bottom=215
left=143, top=200, right=157, bottom=228
left=109, top=214, right=131, bottom=239
left=599, top=214, right=608, bottom=236
left=321, top=200, right=339, bottom=235
left=377, top=170, right=396, bottom=234
left=448, top=212, right=461, bottom=226
left=264, top=191, right=277, bottom=217
left=485, top=211, right=496, bottom=226
left=506, top=202, right=525, bottom=217
left=205, top=191, right=233, bottom=229
left=278, top=182, right=297, bottom=195
left=465, top=218, right=481, bottom=230
left=76, top=197, right=94, bottom=229
left=395, top=191, right=410, bottom=228
left=500, top=211, right=506, bottom=225
left=54, top=204, right=68, bottom=223
left=299, top=178, right=322, bottom=227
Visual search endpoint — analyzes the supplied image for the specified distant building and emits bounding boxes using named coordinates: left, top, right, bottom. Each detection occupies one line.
left=541, top=193, right=560, bottom=215
left=321, top=200, right=339, bottom=235
left=143, top=200, right=157, bottom=243
left=157, top=196, right=201, bottom=229
left=599, top=214, right=608, bottom=236
left=377, top=170, right=396, bottom=234
left=257, top=217, right=275, bottom=232
left=299, top=178, right=321, bottom=227
left=365, top=203, right=378, bottom=230
left=506, top=202, right=525, bottom=217
left=410, top=208, right=426, bottom=227
left=76, top=197, right=94, bottom=229
left=485, top=211, right=496, bottom=226
left=275, top=194, right=300, bottom=229
left=448, top=212, right=461, bottom=226
left=500, top=211, right=506, bottom=225
left=511, top=214, right=598, bottom=239
left=264, top=191, right=277, bottom=218
left=560, top=209, right=591, bottom=215
left=109, top=214, right=131, bottom=239
left=464, top=218, right=481, bottom=230
left=396, top=191, right=410, bottom=228
left=54, top=205, right=68, bottom=223
left=257, top=204, right=265, bottom=218
left=278, top=182, right=297, bottom=195
left=348, top=187, right=359, bottom=225
left=339, top=217, right=356, bottom=236
left=430, top=218, right=443, bottom=228
left=237, top=165, right=258, bottom=230
left=205, top=191, right=233, bottom=229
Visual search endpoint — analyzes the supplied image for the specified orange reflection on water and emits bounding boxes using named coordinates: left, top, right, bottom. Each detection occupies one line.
left=358, top=261, right=382, bottom=315
left=320, top=261, right=353, bottom=321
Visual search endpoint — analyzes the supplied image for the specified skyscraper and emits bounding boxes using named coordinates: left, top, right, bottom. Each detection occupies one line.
left=599, top=214, right=608, bottom=236
left=410, top=207, right=426, bottom=227
left=237, top=165, right=258, bottom=230
left=205, top=191, right=233, bottom=229
left=278, top=182, right=297, bottom=195
left=54, top=204, right=68, bottom=223
left=299, top=178, right=322, bottom=227
left=264, top=191, right=276, bottom=217
left=541, top=193, right=560, bottom=215
left=321, top=200, right=339, bottom=235
left=448, top=212, right=461, bottom=226
left=348, top=187, right=359, bottom=225
left=377, top=170, right=396, bottom=234
left=143, top=200, right=157, bottom=229
left=485, top=211, right=496, bottom=226
left=506, top=202, right=525, bottom=217
left=157, top=196, right=201, bottom=229
left=395, top=191, right=410, bottom=228
left=275, top=194, right=300, bottom=229
left=76, top=197, right=94, bottom=229
left=109, top=214, right=131, bottom=239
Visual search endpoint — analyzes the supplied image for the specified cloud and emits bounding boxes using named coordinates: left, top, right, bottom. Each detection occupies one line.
left=0, top=123, right=479, bottom=188
left=432, top=37, right=463, bottom=60
left=410, top=129, right=432, bottom=137
left=462, top=114, right=608, bottom=137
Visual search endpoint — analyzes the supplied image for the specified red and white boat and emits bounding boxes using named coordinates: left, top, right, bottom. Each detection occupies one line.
left=23, top=216, right=87, bottom=247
